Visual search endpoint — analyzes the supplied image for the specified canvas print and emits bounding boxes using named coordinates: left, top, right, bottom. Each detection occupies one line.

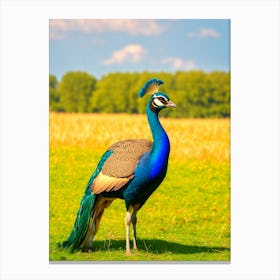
left=49, top=19, right=230, bottom=261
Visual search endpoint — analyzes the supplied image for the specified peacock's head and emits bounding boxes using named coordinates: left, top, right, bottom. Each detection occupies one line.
left=149, top=92, right=176, bottom=112
left=138, top=78, right=176, bottom=112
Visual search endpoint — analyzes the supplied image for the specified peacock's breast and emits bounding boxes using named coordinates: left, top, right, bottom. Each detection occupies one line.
left=148, top=156, right=168, bottom=181
left=134, top=150, right=168, bottom=182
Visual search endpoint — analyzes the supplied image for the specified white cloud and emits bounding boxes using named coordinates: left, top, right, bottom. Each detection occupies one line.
left=162, top=57, right=196, bottom=70
left=49, top=19, right=164, bottom=39
left=103, top=44, right=147, bottom=65
left=187, top=28, right=221, bottom=38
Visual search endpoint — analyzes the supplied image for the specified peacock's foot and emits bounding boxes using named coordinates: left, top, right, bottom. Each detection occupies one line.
left=126, top=250, right=132, bottom=256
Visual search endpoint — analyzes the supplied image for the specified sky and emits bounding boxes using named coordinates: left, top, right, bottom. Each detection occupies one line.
left=49, top=19, right=230, bottom=80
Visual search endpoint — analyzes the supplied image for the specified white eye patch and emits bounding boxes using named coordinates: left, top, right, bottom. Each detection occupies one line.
left=153, top=98, right=165, bottom=107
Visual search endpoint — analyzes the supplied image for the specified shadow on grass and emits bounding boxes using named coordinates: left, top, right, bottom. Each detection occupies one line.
left=92, top=239, right=230, bottom=255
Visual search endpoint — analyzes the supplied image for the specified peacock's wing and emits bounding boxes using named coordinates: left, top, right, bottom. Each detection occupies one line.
left=90, top=139, right=152, bottom=194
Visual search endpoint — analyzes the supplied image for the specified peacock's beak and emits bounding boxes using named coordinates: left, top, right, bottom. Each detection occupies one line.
left=166, top=100, right=176, bottom=108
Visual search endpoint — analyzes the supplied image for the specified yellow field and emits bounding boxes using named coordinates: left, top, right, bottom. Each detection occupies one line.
left=50, top=112, right=230, bottom=260
left=50, top=112, right=230, bottom=162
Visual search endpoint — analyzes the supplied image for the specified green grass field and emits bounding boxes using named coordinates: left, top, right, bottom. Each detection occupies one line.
left=49, top=113, right=230, bottom=261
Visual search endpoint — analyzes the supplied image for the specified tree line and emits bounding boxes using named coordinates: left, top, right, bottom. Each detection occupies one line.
left=49, top=70, right=230, bottom=118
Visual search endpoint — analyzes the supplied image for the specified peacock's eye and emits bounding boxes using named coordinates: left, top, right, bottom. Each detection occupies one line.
left=158, top=97, right=168, bottom=103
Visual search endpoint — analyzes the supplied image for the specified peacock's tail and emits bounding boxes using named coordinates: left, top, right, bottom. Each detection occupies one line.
left=59, top=150, right=114, bottom=252
left=59, top=189, right=96, bottom=252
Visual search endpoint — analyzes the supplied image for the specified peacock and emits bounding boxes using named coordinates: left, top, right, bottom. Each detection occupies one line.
left=60, top=78, right=176, bottom=255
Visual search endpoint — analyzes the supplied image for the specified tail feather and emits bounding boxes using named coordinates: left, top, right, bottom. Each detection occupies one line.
left=59, top=150, right=112, bottom=252
left=59, top=192, right=95, bottom=252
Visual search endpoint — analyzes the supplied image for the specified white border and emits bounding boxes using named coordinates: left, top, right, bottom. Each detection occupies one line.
left=1, top=0, right=279, bottom=279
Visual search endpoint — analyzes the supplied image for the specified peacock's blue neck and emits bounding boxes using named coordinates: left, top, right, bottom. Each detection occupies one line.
left=146, top=103, right=170, bottom=171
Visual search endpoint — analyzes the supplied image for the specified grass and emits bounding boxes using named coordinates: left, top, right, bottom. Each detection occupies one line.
left=49, top=113, right=230, bottom=261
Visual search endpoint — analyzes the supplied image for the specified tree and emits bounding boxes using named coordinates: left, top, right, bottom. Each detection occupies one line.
left=172, top=71, right=230, bottom=118
left=49, top=74, right=63, bottom=111
left=91, top=72, right=142, bottom=113
left=53, top=70, right=230, bottom=117
left=59, top=71, right=97, bottom=112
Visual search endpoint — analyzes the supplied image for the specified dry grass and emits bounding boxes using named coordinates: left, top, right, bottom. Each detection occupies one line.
left=50, top=112, right=230, bottom=162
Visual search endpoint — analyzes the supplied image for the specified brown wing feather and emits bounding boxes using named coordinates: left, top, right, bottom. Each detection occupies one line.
left=90, top=139, right=152, bottom=194
left=102, top=139, right=152, bottom=178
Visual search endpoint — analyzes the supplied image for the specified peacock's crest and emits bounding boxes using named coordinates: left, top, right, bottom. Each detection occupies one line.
left=138, top=78, right=164, bottom=98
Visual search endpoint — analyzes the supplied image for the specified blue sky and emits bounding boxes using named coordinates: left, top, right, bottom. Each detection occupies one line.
left=49, top=19, right=230, bottom=80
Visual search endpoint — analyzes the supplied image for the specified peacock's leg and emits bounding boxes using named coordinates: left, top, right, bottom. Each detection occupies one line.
left=131, top=210, right=138, bottom=250
left=81, top=196, right=114, bottom=252
left=124, top=211, right=132, bottom=255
